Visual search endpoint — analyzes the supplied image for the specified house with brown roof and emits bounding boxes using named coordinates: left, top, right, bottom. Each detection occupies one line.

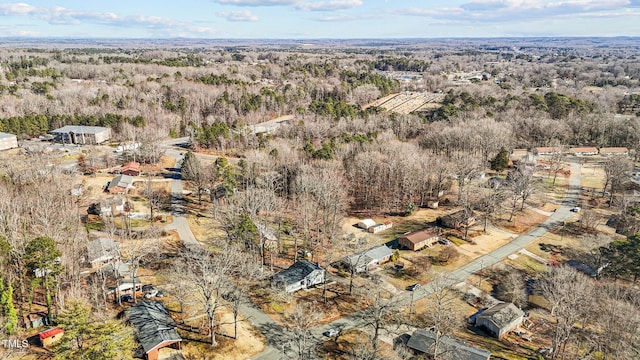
left=398, top=227, right=440, bottom=251
left=599, top=147, right=629, bottom=156
left=475, top=302, right=524, bottom=338
left=570, top=147, right=599, bottom=156
left=437, top=210, right=476, bottom=229
left=120, top=161, right=141, bottom=176
left=534, top=147, right=561, bottom=155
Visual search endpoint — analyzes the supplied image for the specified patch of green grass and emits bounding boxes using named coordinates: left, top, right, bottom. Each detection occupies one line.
left=84, top=221, right=105, bottom=231
left=446, top=235, right=466, bottom=246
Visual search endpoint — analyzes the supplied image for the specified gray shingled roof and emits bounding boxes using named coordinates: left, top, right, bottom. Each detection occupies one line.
left=272, top=260, right=322, bottom=285
left=50, top=125, right=109, bottom=134
left=345, top=245, right=393, bottom=268
left=106, top=174, right=134, bottom=191
left=477, top=302, right=524, bottom=330
left=406, top=329, right=491, bottom=360
left=126, top=300, right=182, bottom=354
left=86, top=238, right=119, bottom=263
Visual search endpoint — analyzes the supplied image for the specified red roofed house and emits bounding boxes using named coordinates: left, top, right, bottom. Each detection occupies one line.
left=599, top=147, right=629, bottom=156
left=121, top=161, right=141, bottom=176
left=570, top=147, right=598, bottom=156
left=39, top=328, right=64, bottom=348
left=398, top=227, right=440, bottom=251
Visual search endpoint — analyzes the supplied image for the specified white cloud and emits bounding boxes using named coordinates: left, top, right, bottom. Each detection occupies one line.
left=214, top=0, right=295, bottom=5
left=295, top=0, right=363, bottom=11
left=0, top=3, right=35, bottom=15
left=399, top=0, right=636, bottom=22
left=217, top=10, right=259, bottom=21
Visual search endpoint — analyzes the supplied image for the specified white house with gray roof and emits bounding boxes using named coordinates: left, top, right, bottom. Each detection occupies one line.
left=50, top=125, right=111, bottom=144
left=343, top=245, right=393, bottom=273
left=475, top=302, right=524, bottom=338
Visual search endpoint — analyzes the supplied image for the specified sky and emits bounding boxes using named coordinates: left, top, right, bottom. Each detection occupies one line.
left=0, top=0, right=639, bottom=39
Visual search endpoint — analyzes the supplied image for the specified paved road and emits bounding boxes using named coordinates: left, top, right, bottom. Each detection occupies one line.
left=163, top=157, right=201, bottom=249
left=160, top=147, right=291, bottom=360
left=311, top=162, right=582, bottom=344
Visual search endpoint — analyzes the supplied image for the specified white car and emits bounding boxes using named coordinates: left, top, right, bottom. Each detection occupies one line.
left=570, top=206, right=581, bottom=213
left=144, top=289, right=159, bottom=298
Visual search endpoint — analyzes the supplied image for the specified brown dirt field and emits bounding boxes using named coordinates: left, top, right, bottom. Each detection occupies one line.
left=249, top=282, right=369, bottom=326
left=495, top=209, right=548, bottom=234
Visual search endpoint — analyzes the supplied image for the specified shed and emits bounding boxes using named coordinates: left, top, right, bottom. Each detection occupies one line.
left=126, top=301, right=182, bottom=360
left=475, top=302, right=524, bottom=338
left=39, top=328, right=64, bottom=348
left=357, top=219, right=377, bottom=230
left=405, top=329, right=491, bottom=360
left=398, top=227, right=439, bottom=251
left=272, top=260, right=325, bottom=293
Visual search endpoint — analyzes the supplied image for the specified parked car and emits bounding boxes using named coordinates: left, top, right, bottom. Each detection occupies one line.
left=439, top=238, right=451, bottom=245
left=570, top=206, right=581, bottom=213
left=155, top=290, right=164, bottom=298
left=406, top=283, right=421, bottom=291
left=115, top=294, right=132, bottom=303
left=323, top=329, right=339, bottom=337
left=144, top=289, right=159, bottom=299
left=141, top=284, right=154, bottom=292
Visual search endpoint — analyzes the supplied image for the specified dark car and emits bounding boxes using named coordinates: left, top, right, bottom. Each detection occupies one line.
left=115, top=294, right=133, bottom=303
left=141, top=284, right=154, bottom=292
left=406, top=283, right=421, bottom=291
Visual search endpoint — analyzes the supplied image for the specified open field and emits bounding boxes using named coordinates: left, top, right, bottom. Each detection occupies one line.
left=364, top=92, right=445, bottom=114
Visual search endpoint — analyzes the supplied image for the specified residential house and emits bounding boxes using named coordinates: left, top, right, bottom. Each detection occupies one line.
left=50, top=125, right=111, bottom=145
left=438, top=210, right=476, bottom=229
left=126, top=301, right=182, bottom=360
left=398, top=227, right=440, bottom=251
left=357, top=219, right=377, bottom=230
left=272, top=260, right=325, bottom=293
left=405, top=329, right=491, bottom=360
left=38, top=328, right=64, bottom=348
left=86, top=238, right=120, bottom=268
left=343, top=245, right=393, bottom=273
left=534, top=147, right=561, bottom=156
left=599, top=147, right=629, bottom=156
left=106, top=174, right=134, bottom=194
left=99, top=196, right=127, bottom=216
left=0, top=132, right=18, bottom=151
left=120, top=161, right=141, bottom=176
left=570, top=147, right=599, bottom=156
left=475, top=302, right=524, bottom=338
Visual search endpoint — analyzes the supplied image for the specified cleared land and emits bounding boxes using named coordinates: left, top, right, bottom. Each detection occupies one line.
left=364, top=92, right=445, bottom=114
